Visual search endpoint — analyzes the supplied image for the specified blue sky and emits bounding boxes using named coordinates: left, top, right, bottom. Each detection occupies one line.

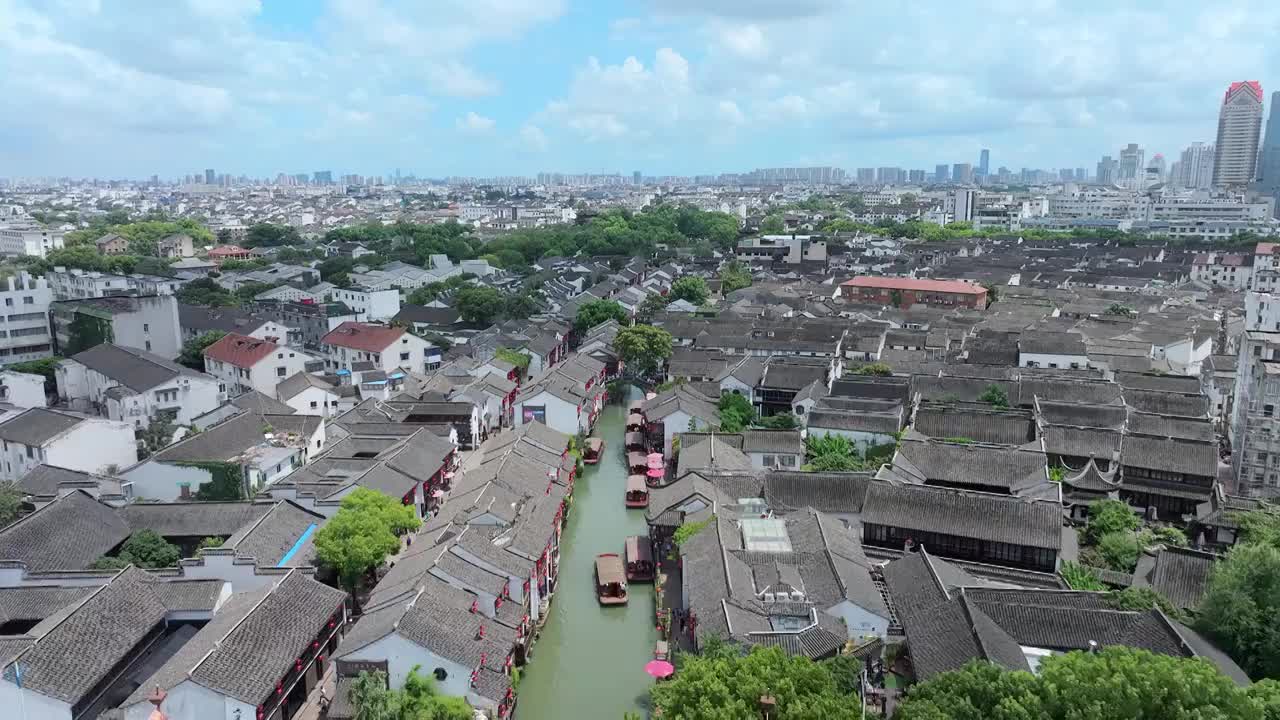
left=2, top=0, right=1278, bottom=179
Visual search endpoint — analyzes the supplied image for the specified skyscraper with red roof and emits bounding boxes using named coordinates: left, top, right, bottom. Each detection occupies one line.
left=1213, top=81, right=1264, bottom=188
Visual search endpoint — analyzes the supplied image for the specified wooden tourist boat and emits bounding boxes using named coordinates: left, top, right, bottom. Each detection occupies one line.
left=595, top=553, right=628, bottom=606
left=625, top=431, right=645, bottom=451
left=583, top=437, right=605, bottom=465
left=625, top=474, right=650, bottom=509
left=627, top=451, right=648, bottom=473
left=626, top=413, right=645, bottom=431
left=624, top=535, right=655, bottom=582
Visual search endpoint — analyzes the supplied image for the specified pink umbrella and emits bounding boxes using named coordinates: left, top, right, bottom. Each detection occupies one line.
left=646, top=467, right=665, bottom=479
left=644, top=660, right=675, bottom=679
left=646, top=452, right=664, bottom=464
left=431, top=489, right=445, bottom=498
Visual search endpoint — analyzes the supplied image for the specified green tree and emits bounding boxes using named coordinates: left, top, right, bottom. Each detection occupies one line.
left=896, top=648, right=1262, bottom=720
left=1107, top=587, right=1187, bottom=622
left=804, top=433, right=871, bottom=472
left=243, top=223, right=302, bottom=248
left=1095, top=531, right=1144, bottom=573
left=718, top=393, right=756, bottom=433
left=347, top=667, right=472, bottom=720
left=650, top=645, right=858, bottom=720
left=756, top=412, right=798, bottom=430
left=92, top=529, right=181, bottom=569
left=198, top=536, right=224, bottom=550
left=453, top=286, right=505, bottom=325
left=1085, top=499, right=1140, bottom=544
left=719, top=260, right=753, bottom=294
left=574, top=299, right=630, bottom=334
left=315, top=488, right=420, bottom=597
left=615, top=325, right=673, bottom=379
left=1198, top=542, right=1280, bottom=680
left=1059, top=561, right=1106, bottom=591
left=0, top=482, right=24, bottom=528
left=1236, top=505, right=1280, bottom=548
left=760, top=214, right=786, bottom=234
left=6, top=357, right=63, bottom=396
left=175, top=277, right=236, bottom=307
left=503, top=292, right=540, bottom=320
left=854, top=362, right=893, bottom=376
left=635, top=293, right=671, bottom=323
left=670, top=276, right=711, bottom=305
left=978, top=384, right=1009, bottom=408
left=178, top=331, right=227, bottom=370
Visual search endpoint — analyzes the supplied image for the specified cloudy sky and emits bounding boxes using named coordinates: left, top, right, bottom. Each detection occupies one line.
left=2, top=0, right=1278, bottom=179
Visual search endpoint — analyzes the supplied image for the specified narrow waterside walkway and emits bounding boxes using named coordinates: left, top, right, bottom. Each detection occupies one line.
left=516, top=391, right=657, bottom=718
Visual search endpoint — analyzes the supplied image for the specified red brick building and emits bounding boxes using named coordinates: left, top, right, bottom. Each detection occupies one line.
left=840, top=276, right=988, bottom=309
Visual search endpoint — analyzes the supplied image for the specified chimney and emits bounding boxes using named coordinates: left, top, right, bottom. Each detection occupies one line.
left=1088, top=640, right=1099, bottom=653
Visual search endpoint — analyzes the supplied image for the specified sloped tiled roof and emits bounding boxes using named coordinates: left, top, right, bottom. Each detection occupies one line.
left=203, top=332, right=279, bottom=369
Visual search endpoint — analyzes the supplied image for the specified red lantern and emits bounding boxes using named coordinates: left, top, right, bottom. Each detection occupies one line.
left=318, top=654, right=325, bottom=663
left=480, top=652, right=488, bottom=666
left=312, top=640, right=320, bottom=650
left=470, top=599, right=478, bottom=614
left=257, top=707, right=265, bottom=720
left=295, top=658, right=303, bottom=671
left=477, top=624, right=486, bottom=640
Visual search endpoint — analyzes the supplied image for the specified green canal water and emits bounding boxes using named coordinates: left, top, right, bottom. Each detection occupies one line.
left=517, top=392, right=657, bottom=719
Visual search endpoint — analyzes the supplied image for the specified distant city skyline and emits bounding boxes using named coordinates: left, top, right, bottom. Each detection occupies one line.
left=2, top=2, right=1278, bottom=179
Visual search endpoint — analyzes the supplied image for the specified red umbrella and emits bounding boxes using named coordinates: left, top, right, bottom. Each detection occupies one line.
left=646, top=467, right=665, bottom=478
left=644, top=660, right=675, bottom=679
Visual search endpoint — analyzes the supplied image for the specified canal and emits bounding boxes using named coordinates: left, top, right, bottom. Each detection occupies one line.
left=517, top=390, right=656, bottom=719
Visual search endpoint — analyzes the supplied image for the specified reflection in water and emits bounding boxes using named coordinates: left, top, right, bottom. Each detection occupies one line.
left=517, top=391, right=656, bottom=719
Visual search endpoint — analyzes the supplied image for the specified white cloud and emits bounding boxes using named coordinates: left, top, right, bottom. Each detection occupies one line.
left=718, top=24, right=767, bottom=60
left=717, top=100, right=745, bottom=125
left=456, top=111, right=496, bottom=134
left=519, top=124, right=549, bottom=152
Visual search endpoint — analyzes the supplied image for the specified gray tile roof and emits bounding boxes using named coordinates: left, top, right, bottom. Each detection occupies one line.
left=1126, top=410, right=1214, bottom=442
left=740, top=429, right=805, bottom=455
left=912, top=406, right=1036, bottom=445
left=860, top=483, right=1063, bottom=550
left=121, top=502, right=272, bottom=537
left=223, top=500, right=326, bottom=567
left=1122, top=388, right=1209, bottom=418
left=0, top=490, right=130, bottom=570
left=891, top=437, right=1050, bottom=495
left=6, top=567, right=170, bottom=704
left=188, top=571, right=346, bottom=703
left=763, top=471, right=873, bottom=514
left=1120, top=435, right=1218, bottom=478
left=1131, top=546, right=1216, bottom=610
left=1042, top=425, right=1122, bottom=459
left=68, top=343, right=201, bottom=392
left=0, top=408, right=84, bottom=447
left=155, top=411, right=317, bottom=463
left=0, top=586, right=94, bottom=625
left=807, top=408, right=901, bottom=434
left=1036, top=400, right=1127, bottom=429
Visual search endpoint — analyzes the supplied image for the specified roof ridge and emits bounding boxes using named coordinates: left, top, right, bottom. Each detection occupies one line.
left=189, top=569, right=293, bottom=679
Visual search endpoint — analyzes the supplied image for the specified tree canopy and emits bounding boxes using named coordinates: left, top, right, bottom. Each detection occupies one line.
left=615, top=325, right=673, bottom=379
left=178, top=331, right=227, bottom=370
left=804, top=433, right=873, bottom=472
left=718, top=393, right=755, bottom=433
left=347, top=668, right=472, bottom=720
left=92, top=529, right=181, bottom=569
left=574, top=299, right=629, bottom=334
left=243, top=223, right=302, bottom=248
left=895, top=648, right=1274, bottom=720
left=65, top=217, right=213, bottom=256
left=670, top=276, right=711, bottom=305
left=452, top=286, right=505, bottom=325
left=719, top=260, right=753, bottom=294
left=635, top=292, right=671, bottom=323
left=0, top=482, right=24, bottom=529
left=1197, top=542, right=1280, bottom=681
left=650, top=644, right=860, bottom=720
left=176, top=277, right=237, bottom=307
left=314, top=488, right=420, bottom=595
left=979, top=384, right=1009, bottom=408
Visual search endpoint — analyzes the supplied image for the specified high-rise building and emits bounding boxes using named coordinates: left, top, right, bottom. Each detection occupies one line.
left=1075, top=168, right=1087, bottom=181
left=856, top=168, right=876, bottom=184
left=204, top=168, right=215, bottom=185
left=908, top=169, right=926, bottom=184
left=1096, top=155, right=1117, bottom=185
left=945, top=189, right=976, bottom=222
left=313, top=170, right=333, bottom=184
left=1256, top=91, right=1280, bottom=200
left=934, top=164, right=949, bottom=183
left=1177, top=142, right=1215, bottom=189
left=1213, top=81, right=1264, bottom=188
left=633, top=171, right=642, bottom=185
left=877, top=167, right=903, bottom=184
left=1118, top=144, right=1144, bottom=181
left=952, top=163, right=973, bottom=184
left=978, top=149, right=990, bottom=176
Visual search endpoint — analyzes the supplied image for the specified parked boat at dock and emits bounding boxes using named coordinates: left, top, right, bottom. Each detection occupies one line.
left=594, top=553, right=628, bottom=606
